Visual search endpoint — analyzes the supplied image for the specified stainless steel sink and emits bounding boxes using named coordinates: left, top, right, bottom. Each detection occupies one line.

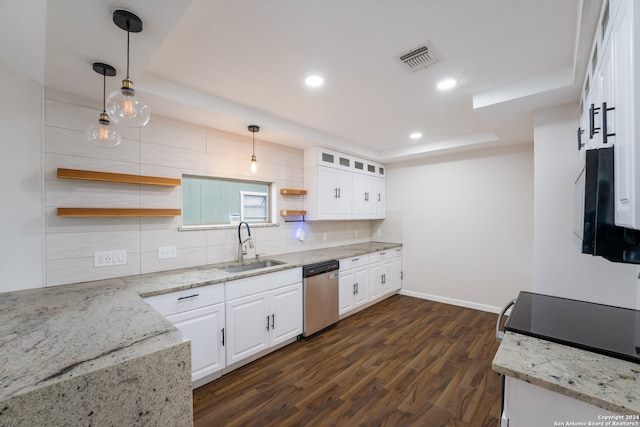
left=220, top=259, right=286, bottom=273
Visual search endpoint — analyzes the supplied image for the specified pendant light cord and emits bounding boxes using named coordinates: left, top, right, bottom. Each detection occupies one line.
left=126, top=24, right=131, bottom=79
left=102, top=70, right=106, bottom=113
left=252, top=132, right=255, bottom=156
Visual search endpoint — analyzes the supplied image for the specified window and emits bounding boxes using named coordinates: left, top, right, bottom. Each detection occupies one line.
left=182, top=175, right=275, bottom=227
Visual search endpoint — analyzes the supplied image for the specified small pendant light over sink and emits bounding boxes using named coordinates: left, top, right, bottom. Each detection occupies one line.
left=106, top=10, right=150, bottom=127
left=248, top=125, right=259, bottom=175
left=87, top=62, right=121, bottom=148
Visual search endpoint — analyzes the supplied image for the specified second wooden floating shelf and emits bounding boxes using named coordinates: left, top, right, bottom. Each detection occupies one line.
left=57, top=168, right=181, bottom=187
left=279, top=210, right=307, bottom=216
left=280, top=188, right=307, bottom=195
left=57, top=208, right=181, bottom=217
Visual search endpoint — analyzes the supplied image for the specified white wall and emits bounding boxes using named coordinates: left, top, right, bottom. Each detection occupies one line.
left=0, top=62, right=45, bottom=292
left=533, top=104, right=638, bottom=309
left=41, top=90, right=373, bottom=288
left=387, top=144, right=534, bottom=312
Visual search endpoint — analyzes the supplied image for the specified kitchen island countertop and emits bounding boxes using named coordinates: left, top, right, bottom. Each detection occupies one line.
left=493, top=331, right=640, bottom=415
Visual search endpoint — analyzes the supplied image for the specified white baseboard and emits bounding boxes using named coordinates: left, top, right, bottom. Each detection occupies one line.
left=398, top=289, right=502, bottom=314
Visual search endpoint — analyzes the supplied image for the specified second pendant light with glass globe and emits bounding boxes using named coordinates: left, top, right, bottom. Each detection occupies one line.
left=106, top=10, right=150, bottom=128
left=87, top=62, right=121, bottom=148
left=248, top=125, right=259, bottom=175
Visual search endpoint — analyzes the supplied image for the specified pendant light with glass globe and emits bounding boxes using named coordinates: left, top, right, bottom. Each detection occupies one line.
left=106, top=10, right=151, bottom=127
left=87, top=62, right=121, bottom=148
left=248, top=125, right=259, bottom=175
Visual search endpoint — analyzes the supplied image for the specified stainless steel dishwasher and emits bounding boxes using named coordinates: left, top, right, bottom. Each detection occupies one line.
left=302, top=260, right=340, bottom=337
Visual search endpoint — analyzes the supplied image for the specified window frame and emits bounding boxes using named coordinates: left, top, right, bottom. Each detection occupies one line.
left=179, top=174, right=278, bottom=231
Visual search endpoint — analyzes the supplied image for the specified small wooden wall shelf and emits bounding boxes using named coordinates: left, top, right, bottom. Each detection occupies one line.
left=280, top=188, right=307, bottom=195
left=279, top=210, right=307, bottom=216
left=57, top=208, right=181, bottom=217
left=57, top=168, right=181, bottom=187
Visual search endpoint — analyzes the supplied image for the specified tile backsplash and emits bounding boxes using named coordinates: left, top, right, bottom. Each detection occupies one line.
left=44, top=91, right=377, bottom=286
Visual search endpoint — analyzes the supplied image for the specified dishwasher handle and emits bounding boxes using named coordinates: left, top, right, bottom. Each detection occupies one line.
left=496, top=299, right=516, bottom=342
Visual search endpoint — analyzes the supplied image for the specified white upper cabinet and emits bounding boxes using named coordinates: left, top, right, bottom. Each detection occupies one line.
left=580, top=0, right=640, bottom=229
left=304, top=147, right=385, bottom=220
left=611, top=0, right=640, bottom=228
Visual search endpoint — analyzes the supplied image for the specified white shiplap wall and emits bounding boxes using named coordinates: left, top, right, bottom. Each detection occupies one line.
left=44, top=91, right=373, bottom=287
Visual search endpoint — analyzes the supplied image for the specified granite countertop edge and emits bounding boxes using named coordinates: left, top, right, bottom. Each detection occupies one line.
left=493, top=331, right=640, bottom=415
left=0, top=242, right=402, bottom=402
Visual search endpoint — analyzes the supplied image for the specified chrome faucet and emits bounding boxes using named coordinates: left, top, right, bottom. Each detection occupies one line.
left=237, top=221, right=254, bottom=262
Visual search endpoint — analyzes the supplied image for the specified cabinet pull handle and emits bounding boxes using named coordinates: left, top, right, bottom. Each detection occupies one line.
left=221, top=327, right=225, bottom=346
left=353, top=283, right=357, bottom=295
left=602, top=102, right=616, bottom=144
left=338, top=187, right=341, bottom=198
left=589, top=103, right=600, bottom=138
left=177, top=293, right=199, bottom=301
left=378, top=193, right=381, bottom=202
left=271, top=313, right=275, bottom=330
left=352, top=258, right=359, bottom=262
left=266, top=315, right=270, bottom=331
left=577, top=127, right=585, bottom=150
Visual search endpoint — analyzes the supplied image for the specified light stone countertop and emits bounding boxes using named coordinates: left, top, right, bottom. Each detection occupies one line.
left=0, top=242, right=401, bottom=404
left=493, top=331, right=640, bottom=415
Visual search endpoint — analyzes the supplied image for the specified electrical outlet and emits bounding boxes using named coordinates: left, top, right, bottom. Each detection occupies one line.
left=94, top=250, right=127, bottom=267
left=158, top=245, right=177, bottom=259
left=322, top=232, right=328, bottom=241
left=355, top=230, right=359, bottom=238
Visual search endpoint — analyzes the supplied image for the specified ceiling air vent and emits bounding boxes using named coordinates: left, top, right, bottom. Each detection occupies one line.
left=398, top=42, right=439, bottom=72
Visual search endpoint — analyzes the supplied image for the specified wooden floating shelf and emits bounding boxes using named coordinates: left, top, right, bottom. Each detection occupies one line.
left=280, top=189, right=307, bottom=195
left=57, top=168, right=181, bottom=187
left=279, top=210, right=307, bottom=216
left=57, top=208, right=181, bottom=217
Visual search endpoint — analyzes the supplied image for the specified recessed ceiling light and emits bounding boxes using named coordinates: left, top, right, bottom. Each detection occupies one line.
left=305, top=75, right=324, bottom=87
left=409, top=132, right=422, bottom=140
left=437, top=79, right=457, bottom=90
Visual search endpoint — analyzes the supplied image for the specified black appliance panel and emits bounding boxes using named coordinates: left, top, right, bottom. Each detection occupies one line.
left=505, top=291, right=640, bottom=364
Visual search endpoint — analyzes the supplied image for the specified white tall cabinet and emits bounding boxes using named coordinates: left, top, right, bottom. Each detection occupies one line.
left=304, top=147, right=386, bottom=220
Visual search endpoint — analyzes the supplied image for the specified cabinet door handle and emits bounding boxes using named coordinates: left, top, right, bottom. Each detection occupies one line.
left=338, top=187, right=341, bottom=198
left=266, top=315, right=270, bottom=331
left=378, top=193, right=381, bottom=202
left=271, top=313, right=275, bottom=330
left=177, top=293, right=199, bottom=301
left=577, top=127, right=584, bottom=150
left=589, top=103, right=600, bottom=138
left=221, top=327, right=225, bottom=346
left=602, top=102, right=616, bottom=144
left=353, top=283, right=357, bottom=295
left=334, top=187, right=338, bottom=199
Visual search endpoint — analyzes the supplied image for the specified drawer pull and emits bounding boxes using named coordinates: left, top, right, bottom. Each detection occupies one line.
left=177, top=293, right=199, bottom=301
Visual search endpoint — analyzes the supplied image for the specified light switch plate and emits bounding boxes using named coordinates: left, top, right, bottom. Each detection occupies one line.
left=158, top=245, right=177, bottom=259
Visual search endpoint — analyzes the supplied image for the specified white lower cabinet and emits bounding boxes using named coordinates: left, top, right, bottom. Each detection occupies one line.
left=370, top=248, right=402, bottom=298
left=145, top=283, right=226, bottom=385
left=502, top=376, right=617, bottom=426
left=339, top=255, right=369, bottom=315
left=225, top=291, right=270, bottom=365
left=339, top=248, right=402, bottom=318
left=166, top=303, right=225, bottom=382
left=225, top=268, right=303, bottom=367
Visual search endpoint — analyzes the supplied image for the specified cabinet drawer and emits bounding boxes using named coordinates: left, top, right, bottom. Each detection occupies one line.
left=145, top=283, right=225, bottom=316
left=369, top=248, right=402, bottom=263
left=339, top=254, right=369, bottom=271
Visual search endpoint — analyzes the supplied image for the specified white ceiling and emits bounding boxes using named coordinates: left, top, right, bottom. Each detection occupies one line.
left=39, top=0, right=601, bottom=162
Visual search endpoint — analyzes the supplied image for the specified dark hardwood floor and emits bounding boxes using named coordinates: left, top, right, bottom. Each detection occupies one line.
left=193, top=295, right=502, bottom=427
